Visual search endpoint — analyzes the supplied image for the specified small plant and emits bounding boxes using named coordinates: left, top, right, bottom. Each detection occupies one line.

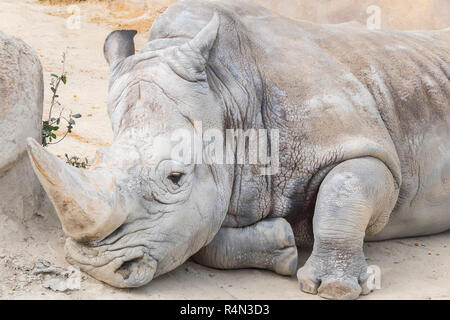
left=41, top=52, right=81, bottom=147
left=64, top=154, right=89, bottom=168
left=41, top=53, right=88, bottom=169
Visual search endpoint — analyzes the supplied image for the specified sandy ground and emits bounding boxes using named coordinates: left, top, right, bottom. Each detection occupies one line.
left=0, top=0, right=449, bottom=300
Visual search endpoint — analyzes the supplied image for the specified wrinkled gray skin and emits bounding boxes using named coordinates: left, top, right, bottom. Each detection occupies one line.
left=27, top=0, right=450, bottom=299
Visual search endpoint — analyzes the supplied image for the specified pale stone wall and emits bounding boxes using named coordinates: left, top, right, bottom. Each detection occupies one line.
left=0, top=32, right=44, bottom=221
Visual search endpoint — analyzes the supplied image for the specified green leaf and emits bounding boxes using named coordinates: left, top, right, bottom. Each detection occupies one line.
left=50, top=73, right=58, bottom=78
left=61, top=75, right=67, bottom=84
left=72, top=113, right=81, bottom=118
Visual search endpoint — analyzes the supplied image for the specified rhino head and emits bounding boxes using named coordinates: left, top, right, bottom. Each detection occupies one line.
left=27, top=14, right=234, bottom=287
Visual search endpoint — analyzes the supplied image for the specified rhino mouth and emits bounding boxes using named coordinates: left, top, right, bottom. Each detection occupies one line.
left=65, top=237, right=158, bottom=288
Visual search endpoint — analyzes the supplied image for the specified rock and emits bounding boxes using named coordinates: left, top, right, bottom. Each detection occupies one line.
left=31, top=260, right=58, bottom=275
left=0, top=32, right=43, bottom=222
left=42, top=266, right=81, bottom=292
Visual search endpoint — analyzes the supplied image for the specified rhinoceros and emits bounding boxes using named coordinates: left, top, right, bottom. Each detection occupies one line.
left=26, top=0, right=449, bottom=299
left=0, top=32, right=43, bottom=222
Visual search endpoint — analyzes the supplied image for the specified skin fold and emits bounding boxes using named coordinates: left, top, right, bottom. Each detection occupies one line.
left=26, top=0, right=450, bottom=299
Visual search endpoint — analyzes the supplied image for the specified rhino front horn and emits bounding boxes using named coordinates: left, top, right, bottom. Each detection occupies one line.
left=26, top=137, right=127, bottom=242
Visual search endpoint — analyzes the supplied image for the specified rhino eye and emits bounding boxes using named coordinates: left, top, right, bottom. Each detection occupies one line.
left=167, top=172, right=184, bottom=185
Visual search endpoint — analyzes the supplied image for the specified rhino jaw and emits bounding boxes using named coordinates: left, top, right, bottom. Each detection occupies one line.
left=26, top=137, right=127, bottom=242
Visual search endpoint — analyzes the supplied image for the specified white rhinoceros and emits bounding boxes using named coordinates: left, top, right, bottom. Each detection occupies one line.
left=26, top=0, right=449, bottom=299
left=0, top=32, right=43, bottom=221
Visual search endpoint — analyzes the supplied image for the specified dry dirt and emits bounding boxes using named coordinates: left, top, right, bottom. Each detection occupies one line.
left=0, top=0, right=449, bottom=300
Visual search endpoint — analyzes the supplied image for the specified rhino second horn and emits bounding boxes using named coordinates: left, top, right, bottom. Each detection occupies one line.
left=26, top=137, right=127, bottom=242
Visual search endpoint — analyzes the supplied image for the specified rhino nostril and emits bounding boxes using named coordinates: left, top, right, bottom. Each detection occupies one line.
left=116, top=257, right=142, bottom=280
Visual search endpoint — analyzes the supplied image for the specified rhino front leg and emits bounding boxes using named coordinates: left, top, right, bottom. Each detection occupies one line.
left=193, top=217, right=298, bottom=276
left=297, top=157, right=398, bottom=299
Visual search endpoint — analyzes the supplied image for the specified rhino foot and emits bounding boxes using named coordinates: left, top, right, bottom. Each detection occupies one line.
left=272, top=245, right=298, bottom=276
left=297, top=255, right=371, bottom=300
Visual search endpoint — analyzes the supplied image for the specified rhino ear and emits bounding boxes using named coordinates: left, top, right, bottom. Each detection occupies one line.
left=186, top=12, right=220, bottom=63
left=104, top=30, right=137, bottom=66
left=169, top=13, right=219, bottom=82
